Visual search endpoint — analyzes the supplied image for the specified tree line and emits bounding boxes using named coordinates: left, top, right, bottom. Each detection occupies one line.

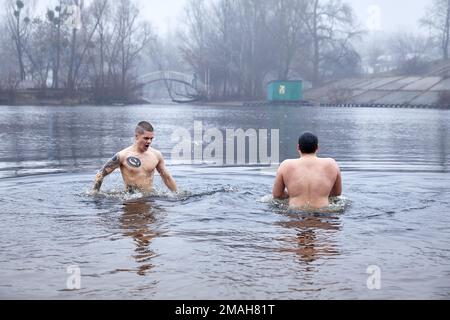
left=0, top=0, right=449, bottom=102
left=177, top=0, right=361, bottom=100
left=0, top=0, right=153, bottom=102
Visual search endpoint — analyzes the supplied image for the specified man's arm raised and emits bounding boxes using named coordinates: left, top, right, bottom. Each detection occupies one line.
left=156, top=152, right=178, bottom=192
left=93, top=153, right=121, bottom=192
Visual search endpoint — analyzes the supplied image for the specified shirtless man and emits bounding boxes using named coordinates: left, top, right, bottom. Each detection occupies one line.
left=272, top=132, right=342, bottom=209
left=93, top=121, right=177, bottom=193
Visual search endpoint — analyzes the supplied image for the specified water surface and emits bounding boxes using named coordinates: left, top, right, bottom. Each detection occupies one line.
left=0, top=104, right=449, bottom=299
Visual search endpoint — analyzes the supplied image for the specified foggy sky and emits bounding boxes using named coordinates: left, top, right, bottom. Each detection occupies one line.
left=139, top=0, right=429, bottom=35
left=0, top=0, right=431, bottom=34
left=348, top=0, right=427, bottom=32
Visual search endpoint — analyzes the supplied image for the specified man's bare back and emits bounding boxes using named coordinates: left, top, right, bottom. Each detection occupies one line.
left=273, top=133, right=342, bottom=209
left=93, top=122, right=177, bottom=193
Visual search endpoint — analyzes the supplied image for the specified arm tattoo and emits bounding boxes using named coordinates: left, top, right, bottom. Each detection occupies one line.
left=100, top=154, right=120, bottom=176
left=93, top=154, right=120, bottom=191
left=93, top=179, right=103, bottom=192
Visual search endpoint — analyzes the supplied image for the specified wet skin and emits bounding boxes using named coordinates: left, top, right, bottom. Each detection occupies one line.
left=93, top=130, right=177, bottom=193
left=273, top=148, right=342, bottom=210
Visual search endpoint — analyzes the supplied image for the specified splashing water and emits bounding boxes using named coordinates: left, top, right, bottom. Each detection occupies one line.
left=260, top=195, right=350, bottom=214
left=1, top=104, right=449, bottom=300
left=83, top=185, right=240, bottom=203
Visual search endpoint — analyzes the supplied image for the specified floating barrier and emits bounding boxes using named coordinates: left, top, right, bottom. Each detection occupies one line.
left=317, top=102, right=449, bottom=109
left=241, top=101, right=449, bottom=109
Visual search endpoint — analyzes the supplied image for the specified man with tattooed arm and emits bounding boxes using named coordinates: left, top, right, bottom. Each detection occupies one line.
left=93, top=121, right=178, bottom=193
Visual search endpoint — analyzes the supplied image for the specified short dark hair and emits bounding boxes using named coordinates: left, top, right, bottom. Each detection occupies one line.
left=136, top=121, right=154, bottom=135
left=298, top=132, right=318, bottom=154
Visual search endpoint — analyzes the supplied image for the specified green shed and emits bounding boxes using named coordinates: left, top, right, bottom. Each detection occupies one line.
left=267, top=80, right=303, bottom=103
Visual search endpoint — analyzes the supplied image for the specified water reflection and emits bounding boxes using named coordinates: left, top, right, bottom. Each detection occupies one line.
left=439, top=114, right=448, bottom=171
left=278, top=213, right=341, bottom=264
left=120, top=200, right=161, bottom=276
left=1, top=105, right=450, bottom=298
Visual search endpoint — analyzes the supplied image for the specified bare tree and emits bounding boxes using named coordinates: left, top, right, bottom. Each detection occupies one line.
left=0, top=16, right=19, bottom=89
left=71, top=0, right=109, bottom=90
left=209, top=0, right=236, bottom=97
left=179, top=0, right=360, bottom=98
left=5, top=0, right=28, bottom=81
left=421, top=0, right=450, bottom=60
left=388, top=32, right=434, bottom=75
left=111, top=0, right=153, bottom=95
left=46, top=0, right=71, bottom=89
left=91, top=0, right=110, bottom=90
left=0, top=0, right=156, bottom=103
left=179, top=0, right=210, bottom=89
left=238, top=0, right=272, bottom=97
left=22, top=17, right=53, bottom=87
left=0, top=0, right=365, bottom=103
left=302, top=0, right=360, bottom=86
left=365, top=42, right=386, bottom=74
left=65, top=0, right=87, bottom=93
left=269, top=0, right=309, bottom=80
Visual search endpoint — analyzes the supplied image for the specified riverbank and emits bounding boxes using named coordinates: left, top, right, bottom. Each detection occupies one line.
left=0, top=88, right=151, bottom=106
left=194, top=101, right=245, bottom=107
left=2, top=90, right=449, bottom=109
left=305, top=75, right=450, bottom=108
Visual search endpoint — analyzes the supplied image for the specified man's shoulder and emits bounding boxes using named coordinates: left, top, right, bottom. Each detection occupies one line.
left=279, top=159, right=297, bottom=170
left=280, top=159, right=293, bottom=166
left=324, top=157, right=338, bottom=163
left=149, top=148, right=163, bottom=159
left=321, top=157, right=340, bottom=169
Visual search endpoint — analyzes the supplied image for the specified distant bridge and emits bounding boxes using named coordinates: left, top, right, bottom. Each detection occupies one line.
left=135, top=71, right=207, bottom=103
left=137, top=71, right=204, bottom=87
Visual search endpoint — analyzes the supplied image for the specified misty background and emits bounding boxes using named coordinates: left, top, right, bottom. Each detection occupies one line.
left=137, top=0, right=426, bottom=34
left=0, top=0, right=446, bottom=102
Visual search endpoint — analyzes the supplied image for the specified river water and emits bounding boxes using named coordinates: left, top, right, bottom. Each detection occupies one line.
left=0, top=104, right=449, bottom=299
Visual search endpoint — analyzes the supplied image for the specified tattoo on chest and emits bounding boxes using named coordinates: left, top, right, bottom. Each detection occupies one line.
left=127, top=156, right=142, bottom=168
